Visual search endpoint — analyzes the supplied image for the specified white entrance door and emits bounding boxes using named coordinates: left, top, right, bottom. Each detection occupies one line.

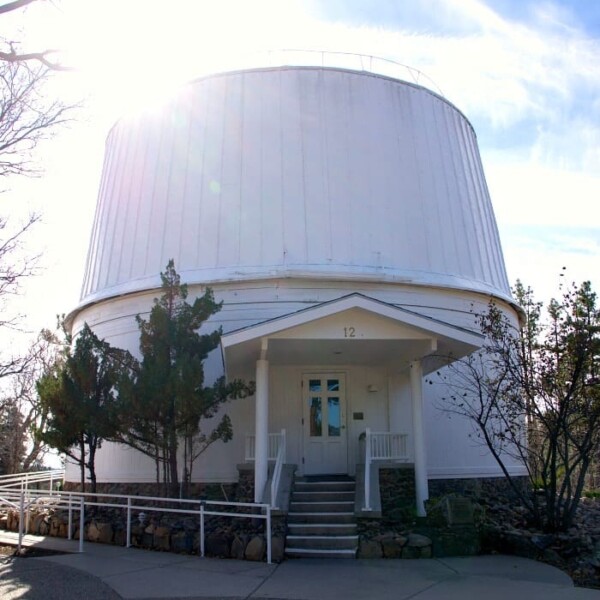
left=303, top=373, right=347, bottom=475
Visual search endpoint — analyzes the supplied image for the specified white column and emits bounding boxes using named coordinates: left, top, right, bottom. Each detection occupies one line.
left=254, top=358, right=269, bottom=503
left=410, top=360, right=428, bottom=517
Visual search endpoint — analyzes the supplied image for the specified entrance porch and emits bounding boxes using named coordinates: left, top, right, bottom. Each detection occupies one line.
left=221, top=293, right=482, bottom=517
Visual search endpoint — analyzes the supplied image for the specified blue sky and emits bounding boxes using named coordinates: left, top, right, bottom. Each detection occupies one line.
left=309, top=0, right=600, bottom=35
left=7, top=0, right=600, bottom=338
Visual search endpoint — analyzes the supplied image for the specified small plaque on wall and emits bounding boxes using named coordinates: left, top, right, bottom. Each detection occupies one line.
left=353, top=412, right=364, bottom=420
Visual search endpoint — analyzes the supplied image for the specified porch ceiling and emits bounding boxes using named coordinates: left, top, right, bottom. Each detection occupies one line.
left=221, top=293, right=483, bottom=375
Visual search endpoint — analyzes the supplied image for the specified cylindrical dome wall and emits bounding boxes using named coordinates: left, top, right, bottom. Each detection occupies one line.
left=80, top=66, right=510, bottom=309
left=69, top=65, right=520, bottom=487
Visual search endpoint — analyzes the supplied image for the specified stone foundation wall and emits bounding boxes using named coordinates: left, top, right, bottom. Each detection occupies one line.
left=379, top=466, right=416, bottom=523
left=375, top=469, right=526, bottom=522
left=236, top=465, right=255, bottom=503
left=428, top=476, right=529, bottom=503
left=358, top=469, right=525, bottom=558
left=0, top=506, right=286, bottom=562
left=62, top=481, right=238, bottom=501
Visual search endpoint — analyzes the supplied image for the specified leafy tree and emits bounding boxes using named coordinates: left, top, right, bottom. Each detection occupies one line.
left=0, top=401, right=24, bottom=473
left=116, top=260, right=253, bottom=497
left=431, top=279, right=600, bottom=532
left=0, top=328, right=63, bottom=473
left=37, top=324, right=134, bottom=493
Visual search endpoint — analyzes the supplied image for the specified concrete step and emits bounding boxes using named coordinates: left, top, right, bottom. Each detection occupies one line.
left=287, top=523, right=357, bottom=536
left=285, top=477, right=358, bottom=558
left=292, top=490, right=355, bottom=502
left=288, top=511, right=355, bottom=524
left=285, top=535, right=359, bottom=550
left=294, top=481, right=355, bottom=493
left=285, top=547, right=357, bottom=559
left=290, top=501, right=354, bottom=513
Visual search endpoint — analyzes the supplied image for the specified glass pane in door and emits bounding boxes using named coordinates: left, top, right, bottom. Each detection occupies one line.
left=328, top=397, right=340, bottom=436
left=309, top=397, right=322, bottom=436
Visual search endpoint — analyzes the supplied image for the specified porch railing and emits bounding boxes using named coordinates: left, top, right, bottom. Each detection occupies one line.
left=245, top=431, right=285, bottom=462
left=363, top=429, right=409, bottom=511
left=270, top=429, right=286, bottom=509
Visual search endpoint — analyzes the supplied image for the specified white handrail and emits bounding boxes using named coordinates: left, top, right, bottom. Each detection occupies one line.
left=270, top=429, right=286, bottom=509
left=0, top=469, right=65, bottom=489
left=245, top=432, right=285, bottom=461
left=1, top=486, right=274, bottom=564
left=364, top=428, right=372, bottom=511
left=369, top=432, right=409, bottom=460
left=363, top=430, right=409, bottom=511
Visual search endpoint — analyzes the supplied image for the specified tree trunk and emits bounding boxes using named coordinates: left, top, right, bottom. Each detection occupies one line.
left=79, top=437, right=85, bottom=493
left=168, top=436, right=179, bottom=498
left=154, top=451, right=160, bottom=497
left=87, top=442, right=97, bottom=495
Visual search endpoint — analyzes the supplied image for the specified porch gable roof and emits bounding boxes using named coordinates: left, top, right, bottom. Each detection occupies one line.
left=220, top=293, right=483, bottom=374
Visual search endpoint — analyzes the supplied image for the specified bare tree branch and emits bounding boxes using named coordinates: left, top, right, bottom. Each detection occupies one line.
left=0, top=1, right=72, bottom=71
left=0, top=61, right=76, bottom=179
left=0, top=48, right=72, bottom=71
left=430, top=282, right=600, bottom=532
left=0, top=0, right=38, bottom=16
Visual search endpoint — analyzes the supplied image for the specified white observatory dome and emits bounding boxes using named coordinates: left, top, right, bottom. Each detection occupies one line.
left=80, top=65, right=510, bottom=309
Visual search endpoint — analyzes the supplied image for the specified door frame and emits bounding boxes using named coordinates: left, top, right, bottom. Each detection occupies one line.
left=301, top=371, right=348, bottom=475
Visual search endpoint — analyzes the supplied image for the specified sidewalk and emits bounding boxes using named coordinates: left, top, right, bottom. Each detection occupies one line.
left=2, top=530, right=600, bottom=599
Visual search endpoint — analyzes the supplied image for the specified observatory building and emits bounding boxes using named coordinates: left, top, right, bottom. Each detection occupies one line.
left=68, top=56, right=521, bottom=517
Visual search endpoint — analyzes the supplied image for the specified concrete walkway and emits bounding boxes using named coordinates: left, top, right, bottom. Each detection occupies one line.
left=2, top=531, right=600, bottom=599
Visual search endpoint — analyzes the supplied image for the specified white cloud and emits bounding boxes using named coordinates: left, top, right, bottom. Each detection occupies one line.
left=486, top=162, right=600, bottom=228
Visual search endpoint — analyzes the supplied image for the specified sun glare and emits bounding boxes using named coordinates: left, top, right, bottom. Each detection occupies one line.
left=27, top=0, right=312, bottom=121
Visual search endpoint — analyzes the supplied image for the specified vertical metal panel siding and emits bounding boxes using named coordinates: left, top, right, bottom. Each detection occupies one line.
left=80, top=67, right=510, bottom=304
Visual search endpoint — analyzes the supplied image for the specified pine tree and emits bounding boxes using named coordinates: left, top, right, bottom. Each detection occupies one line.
left=116, top=260, right=253, bottom=497
left=37, top=324, right=133, bottom=493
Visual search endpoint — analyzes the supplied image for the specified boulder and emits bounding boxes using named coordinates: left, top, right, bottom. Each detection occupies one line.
left=153, top=526, right=171, bottom=550
left=231, top=535, right=248, bottom=560
left=49, top=515, right=61, bottom=536
left=358, top=539, right=383, bottom=559
left=142, top=523, right=155, bottom=547
left=87, top=521, right=101, bottom=542
left=38, top=517, right=50, bottom=536
left=171, top=530, right=194, bottom=554
left=58, top=521, right=69, bottom=538
left=245, top=536, right=266, bottom=561
left=130, top=524, right=144, bottom=547
left=97, top=522, right=114, bottom=544
left=8, top=511, right=18, bottom=532
left=407, top=533, right=432, bottom=548
left=382, top=536, right=407, bottom=558
left=31, top=513, right=46, bottom=534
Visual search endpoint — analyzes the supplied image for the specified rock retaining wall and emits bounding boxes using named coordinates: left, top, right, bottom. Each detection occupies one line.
left=0, top=506, right=287, bottom=563
left=62, top=481, right=238, bottom=501
left=429, top=476, right=529, bottom=502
